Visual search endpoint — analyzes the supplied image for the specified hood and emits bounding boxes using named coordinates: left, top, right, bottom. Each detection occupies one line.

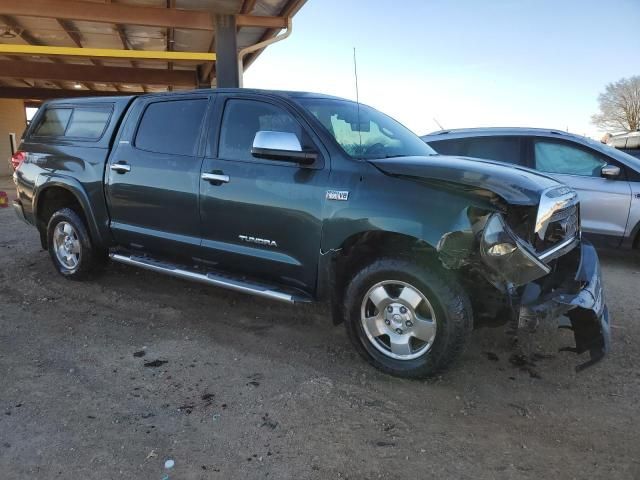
left=370, top=155, right=560, bottom=206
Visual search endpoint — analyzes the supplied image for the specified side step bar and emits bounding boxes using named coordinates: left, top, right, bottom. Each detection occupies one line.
left=109, top=253, right=311, bottom=304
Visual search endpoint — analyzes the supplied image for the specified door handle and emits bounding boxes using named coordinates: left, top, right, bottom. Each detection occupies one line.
left=110, top=163, right=131, bottom=173
left=202, top=172, right=230, bottom=184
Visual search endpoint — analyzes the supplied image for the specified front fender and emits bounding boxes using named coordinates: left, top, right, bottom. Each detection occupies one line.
left=320, top=173, right=497, bottom=253
left=316, top=172, right=499, bottom=308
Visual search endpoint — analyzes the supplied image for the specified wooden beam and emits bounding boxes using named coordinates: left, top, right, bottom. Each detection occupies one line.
left=236, top=15, right=287, bottom=29
left=0, top=15, right=41, bottom=47
left=113, top=23, right=147, bottom=92
left=56, top=18, right=107, bottom=91
left=56, top=19, right=84, bottom=49
left=167, top=0, right=175, bottom=91
left=0, top=86, right=127, bottom=100
left=114, top=24, right=133, bottom=51
left=0, top=44, right=215, bottom=62
left=0, top=14, right=73, bottom=90
left=0, top=0, right=214, bottom=30
left=0, top=60, right=196, bottom=86
left=240, top=0, right=258, bottom=15
left=198, top=37, right=216, bottom=86
left=243, top=0, right=307, bottom=69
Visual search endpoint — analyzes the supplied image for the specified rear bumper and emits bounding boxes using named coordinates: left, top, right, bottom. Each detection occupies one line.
left=12, top=199, right=29, bottom=225
left=519, top=241, right=610, bottom=371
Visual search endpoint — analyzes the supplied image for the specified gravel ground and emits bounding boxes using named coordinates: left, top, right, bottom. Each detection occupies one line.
left=1, top=178, right=639, bottom=479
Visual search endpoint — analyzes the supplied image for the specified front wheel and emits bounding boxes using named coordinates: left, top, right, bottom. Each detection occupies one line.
left=344, top=258, right=472, bottom=378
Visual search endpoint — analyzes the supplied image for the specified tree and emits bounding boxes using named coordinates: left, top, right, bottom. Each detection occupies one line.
left=591, top=76, right=640, bottom=133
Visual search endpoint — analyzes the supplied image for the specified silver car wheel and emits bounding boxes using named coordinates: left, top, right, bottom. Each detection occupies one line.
left=360, top=280, right=437, bottom=360
left=53, top=221, right=82, bottom=270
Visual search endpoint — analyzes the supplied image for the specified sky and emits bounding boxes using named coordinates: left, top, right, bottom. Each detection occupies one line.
left=244, top=0, right=640, bottom=139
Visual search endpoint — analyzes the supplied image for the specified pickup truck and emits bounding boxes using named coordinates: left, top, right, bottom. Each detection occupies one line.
left=12, top=89, right=610, bottom=378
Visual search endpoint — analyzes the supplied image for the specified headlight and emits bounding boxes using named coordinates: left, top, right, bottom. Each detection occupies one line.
left=535, top=186, right=578, bottom=241
left=481, top=214, right=550, bottom=286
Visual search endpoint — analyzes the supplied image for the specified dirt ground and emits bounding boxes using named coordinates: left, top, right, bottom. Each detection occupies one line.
left=1, top=177, right=639, bottom=479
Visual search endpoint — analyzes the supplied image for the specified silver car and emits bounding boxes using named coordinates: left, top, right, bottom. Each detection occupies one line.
left=422, top=128, right=640, bottom=249
left=608, top=131, right=640, bottom=160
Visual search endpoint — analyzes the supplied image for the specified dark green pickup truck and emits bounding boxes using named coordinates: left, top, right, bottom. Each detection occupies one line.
left=12, top=89, right=609, bottom=378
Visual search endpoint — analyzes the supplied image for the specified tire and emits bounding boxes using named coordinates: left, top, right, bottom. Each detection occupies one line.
left=344, top=258, right=473, bottom=378
left=47, top=207, right=105, bottom=280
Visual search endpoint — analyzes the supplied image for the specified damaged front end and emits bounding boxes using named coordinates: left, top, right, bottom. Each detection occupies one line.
left=518, top=242, right=610, bottom=371
left=436, top=185, right=611, bottom=371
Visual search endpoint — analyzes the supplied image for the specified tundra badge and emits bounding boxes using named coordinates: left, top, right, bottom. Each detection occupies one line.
left=239, top=235, right=278, bottom=248
left=326, top=190, right=349, bottom=201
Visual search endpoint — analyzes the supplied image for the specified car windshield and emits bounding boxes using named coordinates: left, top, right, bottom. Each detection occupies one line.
left=297, top=98, right=436, bottom=159
left=580, top=135, right=640, bottom=169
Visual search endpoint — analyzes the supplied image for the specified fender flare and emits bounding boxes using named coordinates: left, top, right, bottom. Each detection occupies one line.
left=33, top=174, right=106, bottom=248
left=631, top=220, right=640, bottom=249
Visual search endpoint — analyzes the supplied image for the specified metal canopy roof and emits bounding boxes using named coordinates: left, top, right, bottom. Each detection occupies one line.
left=0, top=0, right=307, bottom=101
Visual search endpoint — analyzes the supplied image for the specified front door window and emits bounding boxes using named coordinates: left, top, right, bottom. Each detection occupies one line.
left=534, top=141, right=606, bottom=176
left=218, top=99, right=303, bottom=162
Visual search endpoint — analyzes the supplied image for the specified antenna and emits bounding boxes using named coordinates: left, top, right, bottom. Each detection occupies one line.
left=433, top=117, right=445, bottom=130
left=353, top=47, right=362, bottom=155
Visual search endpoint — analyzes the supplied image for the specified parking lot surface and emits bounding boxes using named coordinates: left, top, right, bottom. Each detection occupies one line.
left=1, top=180, right=639, bottom=479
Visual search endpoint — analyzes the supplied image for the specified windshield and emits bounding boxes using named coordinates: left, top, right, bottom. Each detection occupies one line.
left=580, top=135, right=640, bottom=168
left=297, top=98, right=436, bottom=159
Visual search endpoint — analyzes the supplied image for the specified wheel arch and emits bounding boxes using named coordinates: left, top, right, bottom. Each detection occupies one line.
left=322, top=230, right=439, bottom=326
left=33, top=177, right=105, bottom=249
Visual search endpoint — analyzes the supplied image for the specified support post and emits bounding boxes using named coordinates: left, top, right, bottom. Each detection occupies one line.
left=215, top=15, right=240, bottom=88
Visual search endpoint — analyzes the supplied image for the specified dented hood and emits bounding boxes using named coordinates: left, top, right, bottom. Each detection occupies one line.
left=370, top=155, right=560, bottom=206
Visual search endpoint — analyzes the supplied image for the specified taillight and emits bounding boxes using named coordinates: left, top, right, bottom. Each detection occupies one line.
left=10, top=151, right=25, bottom=170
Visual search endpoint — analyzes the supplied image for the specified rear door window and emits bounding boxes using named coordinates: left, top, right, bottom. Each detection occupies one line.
left=428, top=136, right=525, bottom=165
left=135, top=98, right=208, bottom=156
left=534, top=140, right=606, bottom=176
left=464, top=136, right=524, bottom=165
left=33, top=108, right=72, bottom=137
left=425, top=138, right=467, bottom=156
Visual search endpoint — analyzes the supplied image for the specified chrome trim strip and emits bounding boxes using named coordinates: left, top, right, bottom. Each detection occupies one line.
left=538, top=235, right=579, bottom=261
left=201, top=173, right=230, bottom=183
left=109, top=253, right=297, bottom=303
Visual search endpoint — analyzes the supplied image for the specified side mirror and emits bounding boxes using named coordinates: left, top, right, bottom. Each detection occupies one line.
left=601, top=164, right=621, bottom=179
left=251, top=131, right=318, bottom=166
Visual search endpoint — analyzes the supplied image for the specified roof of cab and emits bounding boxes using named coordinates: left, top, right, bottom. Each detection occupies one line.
left=134, top=87, right=348, bottom=101
left=40, top=88, right=352, bottom=109
left=44, top=95, right=137, bottom=108
left=421, top=127, right=573, bottom=139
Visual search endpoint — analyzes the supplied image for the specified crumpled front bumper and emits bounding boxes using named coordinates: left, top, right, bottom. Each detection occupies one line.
left=518, top=241, right=610, bottom=371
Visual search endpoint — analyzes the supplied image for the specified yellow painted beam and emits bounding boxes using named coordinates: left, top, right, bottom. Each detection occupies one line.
left=0, top=44, right=215, bottom=62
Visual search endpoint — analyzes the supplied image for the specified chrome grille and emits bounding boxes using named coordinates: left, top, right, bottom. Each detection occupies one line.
left=542, top=205, right=579, bottom=248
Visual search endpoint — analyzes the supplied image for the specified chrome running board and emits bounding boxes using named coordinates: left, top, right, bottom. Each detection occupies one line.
left=109, top=253, right=311, bottom=304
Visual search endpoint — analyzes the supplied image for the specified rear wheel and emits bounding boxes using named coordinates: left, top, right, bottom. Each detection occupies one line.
left=47, top=208, right=105, bottom=280
left=344, top=258, right=472, bottom=378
